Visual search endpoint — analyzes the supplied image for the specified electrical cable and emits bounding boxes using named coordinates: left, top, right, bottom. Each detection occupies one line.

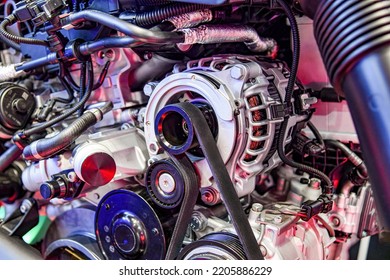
left=14, top=58, right=94, bottom=140
left=325, top=139, right=368, bottom=178
left=275, top=0, right=333, bottom=193
left=56, top=62, right=75, bottom=104
left=0, top=14, right=48, bottom=48
left=63, top=61, right=111, bottom=92
left=307, top=121, right=324, bottom=148
left=78, top=62, right=87, bottom=116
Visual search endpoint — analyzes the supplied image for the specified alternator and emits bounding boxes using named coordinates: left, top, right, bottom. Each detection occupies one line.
left=144, top=55, right=310, bottom=204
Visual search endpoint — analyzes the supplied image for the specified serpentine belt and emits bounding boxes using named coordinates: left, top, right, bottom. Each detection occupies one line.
left=159, top=102, right=264, bottom=260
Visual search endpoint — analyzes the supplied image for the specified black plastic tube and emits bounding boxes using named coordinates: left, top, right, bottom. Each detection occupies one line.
left=134, top=3, right=207, bottom=26
left=0, top=145, right=22, bottom=173
left=0, top=15, right=48, bottom=47
left=23, top=101, right=113, bottom=161
left=64, top=10, right=185, bottom=44
left=0, top=21, right=21, bottom=51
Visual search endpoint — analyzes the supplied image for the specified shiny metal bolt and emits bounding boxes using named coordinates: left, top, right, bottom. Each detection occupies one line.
left=105, top=236, right=111, bottom=243
left=273, top=215, right=283, bottom=224
left=190, top=213, right=206, bottom=232
left=158, top=173, right=176, bottom=194
left=104, top=225, right=110, bottom=233
left=20, top=199, right=33, bottom=214
left=67, top=171, right=77, bottom=182
left=143, top=82, right=157, bottom=96
left=252, top=203, right=263, bottom=212
left=331, top=217, right=341, bottom=227
left=230, top=65, right=245, bottom=80
left=109, top=245, right=115, bottom=253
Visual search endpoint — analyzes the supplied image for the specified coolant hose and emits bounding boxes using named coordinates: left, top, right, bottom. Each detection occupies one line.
left=299, top=0, right=390, bottom=236
left=0, top=145, right=22, bottom=173
left=64, top=10, right=185, bottom=44
left=23, top=102, right=113, bottom=161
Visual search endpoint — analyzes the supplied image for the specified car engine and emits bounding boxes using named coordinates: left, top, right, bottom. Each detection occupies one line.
left=0, top=0, right=385, bottom=260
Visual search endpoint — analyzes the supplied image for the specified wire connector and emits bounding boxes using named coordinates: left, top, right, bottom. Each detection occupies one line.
left=301, top=194, right=333, bottom=221
left=270, top=103, right=293, bottom=119
left=293, top=133, right=324, bottom=156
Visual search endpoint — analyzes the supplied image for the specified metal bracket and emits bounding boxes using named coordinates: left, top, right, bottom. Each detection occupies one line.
left=0, top=198, right=39, bottom=237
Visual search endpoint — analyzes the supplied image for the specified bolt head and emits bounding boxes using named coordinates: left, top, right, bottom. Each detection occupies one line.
left=273, top=215, right=283, bottom=224
left=143, top=83, right=156, bottom=96
left=252, top=203, right=263, bottom=212
left=230, top=66, right=245, bottom=80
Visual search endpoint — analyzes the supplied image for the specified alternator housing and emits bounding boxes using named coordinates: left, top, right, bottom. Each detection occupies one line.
left=144, top=55, right=309, bottom=202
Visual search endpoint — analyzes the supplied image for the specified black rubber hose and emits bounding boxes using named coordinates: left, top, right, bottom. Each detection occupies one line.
left=307, top=121, right=324, bottom=148
left=23, top=101, right=113, bottom=161
left=14, top=59, right=94, bottom=140
left=0, top=15, right=48, bottom=47
left=275, top=0, right=333, bottom=193
left=325, top=140, right=368, bottom=178
left=64, top=10, right=185, bottom=44
left=135, top=3, right=207, bottom=26
left=0, top=145, right=22, bottom=173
